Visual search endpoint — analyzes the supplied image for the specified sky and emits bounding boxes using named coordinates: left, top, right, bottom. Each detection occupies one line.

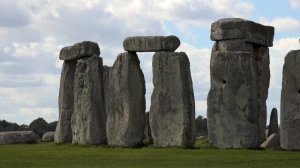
left=0, top=0, right=299, bottom=125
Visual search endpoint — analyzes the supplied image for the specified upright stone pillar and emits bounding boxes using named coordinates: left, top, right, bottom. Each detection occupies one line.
left=144, top=112, right=153, bottom=144
left=268, top=108, right=279, bottom=137
left=281, top=50, right=300, bottom=150
left=72, top=55, right=106, bottom=145
left=150, top=51, right=195, bottom=148
left=208, top=18, right=274, bottom=148
left=55, top=41, right=106, bottom=145
left=106, top=52, right=146, bottom=147
left=103, top=65, right=111, bottom=103
left=54, top=60, right=76, bottom=143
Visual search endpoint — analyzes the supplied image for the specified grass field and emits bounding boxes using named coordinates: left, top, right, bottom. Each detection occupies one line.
left=0, top=139, right=299, bottom=168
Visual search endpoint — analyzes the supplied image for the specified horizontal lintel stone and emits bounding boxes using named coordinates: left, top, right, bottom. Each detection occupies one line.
left=123, top=36, right=180, bottom=52
left=211, top=18, right=274, bottom=47
left=59, top=41, right=100, bottom=61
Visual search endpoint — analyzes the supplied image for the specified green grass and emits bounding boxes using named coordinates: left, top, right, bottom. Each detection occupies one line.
left=0, top=140, right=299, bottom=168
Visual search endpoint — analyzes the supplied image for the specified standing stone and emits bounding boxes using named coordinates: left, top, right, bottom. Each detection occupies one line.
left=144, top=112, right=153, bottom=144
left=208, top=18, right=274, bottom=148
left=55, top=61, right=76, bottom=143
left=72, top=55, right=106, bottom=145
left=123, top=36, right=180, bottom=52
left=281, top=50, right=300, bottom=150
left=103, top=66, right=111, bottom=106
left=106, top=52, right=146, bottom=147
left=268, top=108, right=279, bottom=136
left=150, top=51, right=195, bottom=148
left=208, top=51, right=260, bottom=148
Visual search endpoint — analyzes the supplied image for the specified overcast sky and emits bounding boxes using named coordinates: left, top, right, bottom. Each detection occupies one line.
left=0, top=0, right=299, bottom=124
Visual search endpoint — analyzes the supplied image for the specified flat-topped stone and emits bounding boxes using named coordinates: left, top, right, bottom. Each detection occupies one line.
left=0, top=131, right=39, bottom=144
left=59, top=41, right=100, bottom=60
left=123, top=36, right=180, bottom=52
left=211, top=18, right=274, bottom=47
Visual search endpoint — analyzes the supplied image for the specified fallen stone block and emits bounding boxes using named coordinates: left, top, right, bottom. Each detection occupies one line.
left=260, top=133, right=280, bottom=149
left=42, top=132, right=55, bottom=142
left=0, top=131, right=39, bottom=144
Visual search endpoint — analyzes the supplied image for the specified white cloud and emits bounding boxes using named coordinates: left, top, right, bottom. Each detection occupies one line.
left=195, top=100, right=207, bottom=117
left=11, top=36, right=61, bottom=59
left=0, top=1, right=31, bottom=27
left=0, top=87, right=38, bottom=106
left=260, top=17, right=300, bottom=32
left=290, top=0, right=300, bottom=8
left=18, top=107, right=57, bottom=123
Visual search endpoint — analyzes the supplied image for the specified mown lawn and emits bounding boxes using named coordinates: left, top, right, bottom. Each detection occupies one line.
left=0, top=140, right=299, bottom=168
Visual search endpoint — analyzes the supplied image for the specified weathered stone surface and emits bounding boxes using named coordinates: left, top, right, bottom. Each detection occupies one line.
left=42, top=132, right=55, bottom=142
left=144, top=112, right=153, bottom=144
left=123, top=36, right=180, bottom=52
left=55, top=61, right=76, bottom=143
left=211, top=18, right=274, bottom=47
left=106, top=52, right=145, bottom=147
left=268, top=108, right=279, bottom=136
left=208, top=51, right=261, bottom=149
left=150, top=51, right=195, bottom=148
left=103, top=66, right=111, bottom=106
left=281, top=50, right=300, bottom=150
left=211, top=40, right=270, bottom=144
left=59, top=41, right=100, bottom=60
left=0, top=131, right=39, bottom=144
left=71, top=55, right=106, bottom=145
left=260, top=134, right=280, bottom=149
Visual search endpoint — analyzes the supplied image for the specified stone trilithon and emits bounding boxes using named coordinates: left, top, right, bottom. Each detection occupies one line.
left=207, top=18, right=274, bottom=148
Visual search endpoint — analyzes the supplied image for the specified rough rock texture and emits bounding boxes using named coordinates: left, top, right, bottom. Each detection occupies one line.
left=59, top=41, right=100, bottom=60
left=144, top=112, right=153, bottom=144
left=103, top=66, right=111, bottom=106
left=260, top=134, right=280, bottom=149
left=208, top=51, right=261, bottom=148
left=208, top=19, right=274, bottom=148
left=210, top=41, right=270, bottom=145
left=106, top=52, right=145, bottom=147
left=281, top=50, right=300, bottom=150
left=0, top=131, right=39, bottom=144
left=55, top=61, right=77, bottom=143
left=123, top=36, right=180, bottom=52
left=150, top=51, right=195, bottom=148
left=268, top=108, right=279, bottom=136
left=211, top=18, right=274, bottom=47
left=71, top=55, right=106, bottom=145
left=42, top=132, right=55, bottom=142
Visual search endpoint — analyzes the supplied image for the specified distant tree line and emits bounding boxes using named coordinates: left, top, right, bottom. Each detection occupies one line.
left=195, top=115, right=207, bottom=136
left=0, top=118, right=57, bottom=138
left=1, top=115, right=207, bottom=138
